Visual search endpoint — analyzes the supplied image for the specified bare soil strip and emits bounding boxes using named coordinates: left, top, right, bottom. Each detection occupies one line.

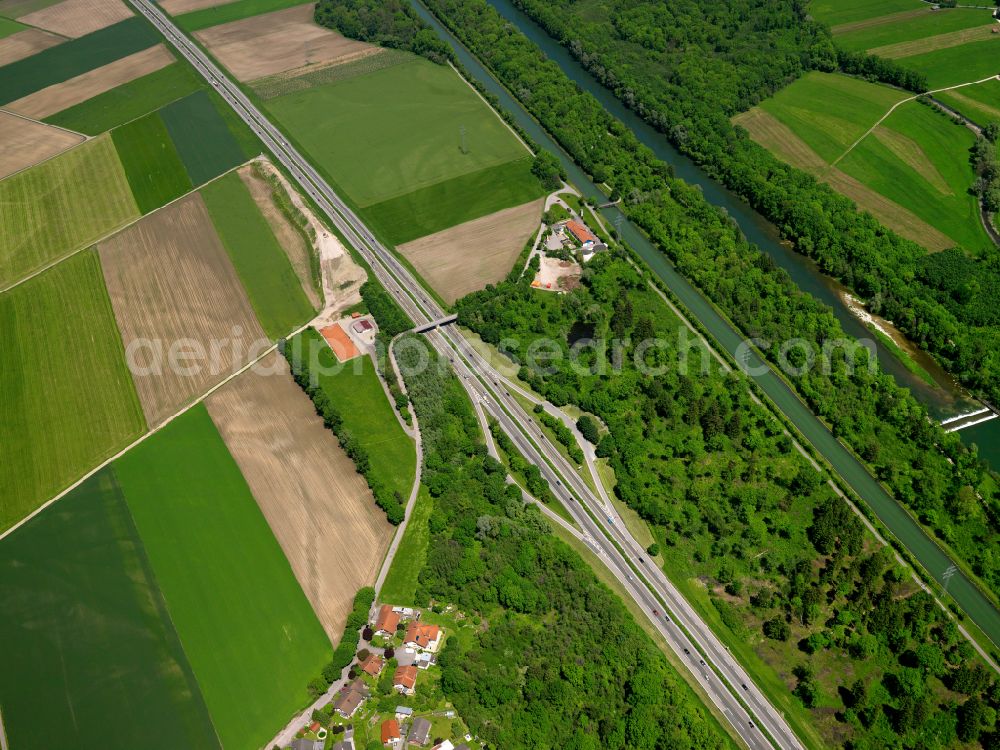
left=872, top=126, right=952, bottom=195
left=18, top=0, right=131, bottom=38
left=237, top=162, right=322, bottom=309
left=159, top=0, right=231, bottom=14
left=824, top=167, right=954, bottom=251
left=398, top=198, right=545, bottom=304
left=194, top=3, right=373, bottom=81
left=205, top=352, right=393, bottom=642
left=98, top=192, right=266, bottom=427
left=0, top=27, right=64, bottom=65
left=831, top=7, right=932, bottom=36
left=0, top=110, right=83, bottom=178
left=733, top=108, right=828, bottom=173
left=869, top=23, right=998, bottom=58
left=6, top=44, right=173, bottom=120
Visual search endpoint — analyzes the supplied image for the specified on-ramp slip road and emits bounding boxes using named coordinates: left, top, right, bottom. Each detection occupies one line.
left=128, top=0, right=802, bottom=745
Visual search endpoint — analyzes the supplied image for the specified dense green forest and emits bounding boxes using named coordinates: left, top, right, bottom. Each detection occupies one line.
left=392, top=330, right=733, bottom=749
left=456, top=250, right=1000, bottom=748
left=497, top=0, right=1000, bottom=410
left=417, top=0, right=1000, bottom=605
left=314, top=0, right=451, bottom=62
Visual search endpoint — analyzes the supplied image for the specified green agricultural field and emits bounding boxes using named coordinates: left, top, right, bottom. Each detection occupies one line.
left=839, top=101, right=989, bottom=251
left=759, top=71, right=907, bottom=162
left=201, top=171, right=314, bottom=338
left=379, top=485, right=433, bottom=606
left=0, top=469, right=221, bottom=750
left=0, top=250, right=145, bottom=532
left=206, top=86, right=264, bottom=158
left=174, top=0, right=304, bottom=30
left=111, top=111, right=192, bottom=213
left=300, top=327, right=416, bottom=500
left=365, top=157, right=544, bottom=246
left=897, top=38, right=1000, bottom=89
left=0, top=17, right=159, bottom=104
left=0, top=15, right=26, bottom=37
left=266, top=55, right=530, bottom=207
left=834, top=7, right=993, bottom=51
left=937, top=78, right=1000, bottom=125
left=115, top=406, right=330, bottom=750
left=160, top=89, right=248, bottom=185
left=0, top=134, right=138, bottom=287
left=807, top=0, right=923, bottom=28
left=0, top=0, right=61, bottom=15
left=44, top=62, right=202, bottom=135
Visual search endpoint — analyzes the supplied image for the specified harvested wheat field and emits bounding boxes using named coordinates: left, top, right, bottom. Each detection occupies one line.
left=0, top=27, right=64, bottom=66
left=205, top=352, right=393, bottom=641
left=194, top=3, right=373, bottom=81
left=18, top=0, right=132, bottom=38
left=6, top=44, right=173, bottom=120
left=238, top=162, right=321, bottom=309
left=98, top=192, right=266, bottom=426
left=398, top=198, right=543, bottom=303
left=159, top=0, right=230, bottom=14
left=0, top=111, right=83, bottom=179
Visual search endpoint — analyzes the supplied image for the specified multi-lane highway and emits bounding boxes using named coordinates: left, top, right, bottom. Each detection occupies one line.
left=127, top=1, right=802, bottom=746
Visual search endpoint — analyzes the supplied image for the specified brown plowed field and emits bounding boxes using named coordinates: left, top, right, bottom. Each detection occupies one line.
left=0, top=27, right=64, bottom=66
left=205, top=352, right=393, bottom=641
left=97, top=193, right=266, bottom=426
left=194, top=3, right=373, bottom=81
left=0, top=111, right=83, bottom=179
left=397, top=198, right=544, bottom=303
left=319, top=322, right=360, bottom=361
left=159, top=0, right=230, bottom=14
left=18, top=0, right=132, bottom=38
left=7, top=45, right=173, bottom=120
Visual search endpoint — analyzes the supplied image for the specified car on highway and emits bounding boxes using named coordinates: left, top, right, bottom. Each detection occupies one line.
left=683, top=648, right=690, bottom=655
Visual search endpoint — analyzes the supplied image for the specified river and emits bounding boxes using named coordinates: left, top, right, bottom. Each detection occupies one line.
left=408, top=0, right=1000, bottom=647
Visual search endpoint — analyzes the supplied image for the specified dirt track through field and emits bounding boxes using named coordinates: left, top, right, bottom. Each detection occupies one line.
left=0, top=110, right=83, bottom=178
left=6, top=44, right=173, bottom=120
left=238, top=163, right=321, bottom=309
left=205, top=352, right=392, bottom=641
left=0, top=27, right=64, bottom=66
left=194, top=3, right=373, bottom=81
left=398, top=198, right=544, bottom=303
left=734, top=107, right=955, bottom=252
left=869, top=23, right=998, bottom=58
left=18, top=0, right=132, bottom=38
left=98, top=193, right=266, bottom=427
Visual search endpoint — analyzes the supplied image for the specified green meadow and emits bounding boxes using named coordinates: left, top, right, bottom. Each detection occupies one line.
left=834, top=7, right=993, bottom=51
left=266, top=55, right=529, bottom=207
left=160, top=89, right=247, bottom=185
left=365, top=157, right=544, bottom=245
left=174, top=0, right=304, bottom=31
left=807, top=0, right=922, bottom=28
left=839, top=101, right=988, bottom=252
left=0, top=15, right=26, bottom=37
left=111, top=111, right=192, bottom=213
left=0, top=134, right=138, bottom=287
left=0, top=469, right=220, bottom=750
left=937, top=78, right=1000, bottom=125
left=758, top=72, right=907, bottom=162
left=45, top=62, right=202, bottom=136
left=379, top=485, right=433, bottom=605
left=0, top=250, right=145, bottom=533
left=115, top=406, right=330, bottom=750
left=0, top=18, right=159, bottom=104
left=898, top=39, right=1000, bottom=89
left=300, top=327, right=416, bottom=500
left=201, top=170, right=315, bottom=338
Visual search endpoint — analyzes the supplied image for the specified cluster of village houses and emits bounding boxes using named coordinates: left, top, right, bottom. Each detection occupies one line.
left=289, top=605, right=472, bottom=750
left=532, top=200, right=607, bottom=292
